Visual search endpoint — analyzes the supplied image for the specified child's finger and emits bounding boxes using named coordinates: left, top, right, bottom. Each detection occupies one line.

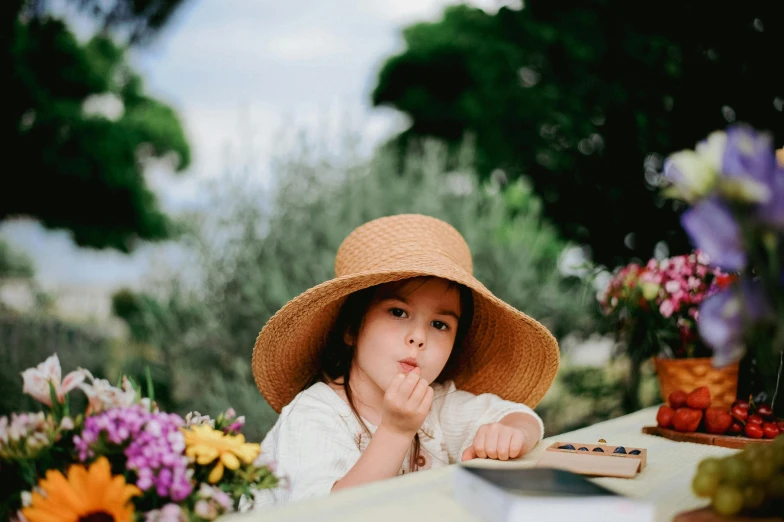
left=406, top=377, right=429, bottom=408
left=509, top=429, right=526, bottom=459
left=484, top=429, right=498, bottom=459
left=396, top=367, right=421, bottom=399
left=385, top=373, right=406, bottom=398
left=496, top=429, right=514, bottom=461
left=472, top=429, right=487, bottom=458
left=417, top=385, right=434, bottom=414
left=461, top=446, right=477, bottom=462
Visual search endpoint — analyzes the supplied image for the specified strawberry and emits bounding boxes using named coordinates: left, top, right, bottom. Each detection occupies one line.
left=704, top=407, right=733, bottom=435
left=656, top=405, right=675, bottom=429
left=669, top=389, right=688, bottom=409
left=672, top=408, right=703, bottom=432
left=686, top=386, right=711, bottom=410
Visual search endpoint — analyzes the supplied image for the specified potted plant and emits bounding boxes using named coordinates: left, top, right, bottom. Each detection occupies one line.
left=661, top=124, right=784, bottom=418
left=600, top=251, right=737, bottom=409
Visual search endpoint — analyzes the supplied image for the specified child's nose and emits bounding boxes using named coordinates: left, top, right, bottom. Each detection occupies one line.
left=408, top=338, right=424, bottom=349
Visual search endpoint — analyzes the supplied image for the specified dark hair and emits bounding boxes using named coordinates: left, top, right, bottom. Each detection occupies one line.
left=306, top=277, right=474, bottom=472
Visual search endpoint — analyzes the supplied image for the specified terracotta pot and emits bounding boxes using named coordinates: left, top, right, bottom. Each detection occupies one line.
left=652, top=357, right=739, bottom=409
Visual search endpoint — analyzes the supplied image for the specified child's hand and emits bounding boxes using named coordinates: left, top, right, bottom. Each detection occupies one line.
left=379, top=368, right=434, bottom=438
left=461, top=422, right=527, bottom=461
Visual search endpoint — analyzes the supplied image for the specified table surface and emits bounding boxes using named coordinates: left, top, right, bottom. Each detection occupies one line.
left=228, top=405, right=741, bottom=522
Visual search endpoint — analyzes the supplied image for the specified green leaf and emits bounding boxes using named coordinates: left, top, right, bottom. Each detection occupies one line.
left=48, top=381, right=62, bottom=422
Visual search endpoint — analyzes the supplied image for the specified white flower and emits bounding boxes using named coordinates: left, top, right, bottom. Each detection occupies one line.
left=194, top=500, right=217, bottom=520
left=184, top=411, right=215, bottom=428
left=663, top=151, right=717, bottom=202
left=79, top=374, right=137, bottom=413
left=144, top=503, right=186, bottom=522
left=695, top=131, right=727, bottom=172
left=0, top=416, right=9, bottom=445
left=59, top=417, right=74, bottom=431
left=21, top=355, right=88, bottom=407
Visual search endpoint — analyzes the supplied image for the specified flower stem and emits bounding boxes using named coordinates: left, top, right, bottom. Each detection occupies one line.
left=772, top=350, right=783, bottom=412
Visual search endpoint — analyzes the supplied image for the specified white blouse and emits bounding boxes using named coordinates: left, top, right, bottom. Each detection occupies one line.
left=252, top=380, right=544, bottom=507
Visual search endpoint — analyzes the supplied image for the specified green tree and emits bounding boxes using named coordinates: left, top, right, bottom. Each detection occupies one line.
left=372, top=1, right=784, bottom=268
left=2, top=0, right=191, bottom=251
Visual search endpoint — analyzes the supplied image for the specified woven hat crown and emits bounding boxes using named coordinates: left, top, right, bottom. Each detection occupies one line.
left=334, top=215, right=473, bottom=277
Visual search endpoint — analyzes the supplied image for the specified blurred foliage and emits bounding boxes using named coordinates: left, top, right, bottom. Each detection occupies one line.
left=29, top=0, right=190, bottom=45
left=0, top=238, right=35, bottom=280
left=373, top=1, right=784, bottom=268
left=1, top=0, right=191, bottom=252
left=109, top=136, right=599, bottom=440
left=537, top=355, right=661, bottom=435
left=0, top=310, right=110, bottom=416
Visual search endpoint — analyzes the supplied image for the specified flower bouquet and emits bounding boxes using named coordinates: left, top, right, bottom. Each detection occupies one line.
left=0, top=354, right=281, bottom=521
left=600, top=250, right=733, bottom=361
left=662, top=124, right=784, bottom=417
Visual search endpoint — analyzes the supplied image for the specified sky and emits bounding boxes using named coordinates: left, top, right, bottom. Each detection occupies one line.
left=2, top=0, right=521, bottom=294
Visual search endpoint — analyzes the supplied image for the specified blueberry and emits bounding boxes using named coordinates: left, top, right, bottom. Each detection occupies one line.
left=592, top=447, right=604, bottom=452
left=577, top=447, right=589, bottom=451
left=558, top=444, right=576, bottom=450
left=629, top=449, right=641, bottom=455
left=613, top=446, right=627, bottom=454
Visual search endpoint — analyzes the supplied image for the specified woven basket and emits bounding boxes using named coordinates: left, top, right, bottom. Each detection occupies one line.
left=653, top=357, right=739, bottom=409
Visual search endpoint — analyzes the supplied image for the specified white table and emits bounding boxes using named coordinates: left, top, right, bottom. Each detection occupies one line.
left=228, top=406, right=740, bottom=522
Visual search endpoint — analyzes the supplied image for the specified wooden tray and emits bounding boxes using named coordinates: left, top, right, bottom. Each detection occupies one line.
left=642, top=426, right=774, bottom=449
left=535, top=441, right=647, bottom=478
left=673, top=506, right=782, bottom=521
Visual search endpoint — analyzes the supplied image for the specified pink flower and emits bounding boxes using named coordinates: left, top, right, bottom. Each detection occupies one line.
left=660, top=299, right=675, bottom=318
left=665, top=280, right=682, bottom=294
left=21, top=355, right=88, bottom=407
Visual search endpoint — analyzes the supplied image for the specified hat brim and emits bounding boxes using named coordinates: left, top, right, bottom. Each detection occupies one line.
left=252, top=265, right=560, bottom=413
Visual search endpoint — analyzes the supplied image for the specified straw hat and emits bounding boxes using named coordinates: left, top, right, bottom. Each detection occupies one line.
left=252, top=214, right=560, bottom=413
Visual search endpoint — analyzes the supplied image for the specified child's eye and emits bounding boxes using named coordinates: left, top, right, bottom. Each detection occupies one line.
left=432, top=321, right=449, bottom=331
left=389, top=308, right=407, bottom=318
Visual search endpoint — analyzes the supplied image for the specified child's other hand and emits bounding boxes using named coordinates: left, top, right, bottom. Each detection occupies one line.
left=461, top=423, right=527, bottom=462
left=379, top=368, right=434, bottom=438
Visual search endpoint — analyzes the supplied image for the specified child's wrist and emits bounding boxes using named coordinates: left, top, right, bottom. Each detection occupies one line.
left=376, top=423, right=417, bottom=446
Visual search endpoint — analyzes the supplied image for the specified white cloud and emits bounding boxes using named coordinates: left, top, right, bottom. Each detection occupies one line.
left=266, top=29, right=349, bottom=61
left=359, top=0, right=522, bottom=23
left=358, top=0, right=457, bottom=23
left=0, top=219, right=153, bottom=291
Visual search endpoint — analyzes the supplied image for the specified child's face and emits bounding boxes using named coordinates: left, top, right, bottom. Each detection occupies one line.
left=351, top=277, right=462, bottom=395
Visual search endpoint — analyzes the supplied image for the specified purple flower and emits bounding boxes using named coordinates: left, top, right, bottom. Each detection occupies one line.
left=698, top=278, right=773, bottom=365
left=721, top=125, right=776, bottom=201
left=681, top=197, right=746, bottom=270
left=74, top=405, right=192, bottom=501
left=756, top=164, right=784, bottom=229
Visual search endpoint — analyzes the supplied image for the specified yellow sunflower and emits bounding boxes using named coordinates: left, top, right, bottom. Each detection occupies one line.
left=182, top=425, right=261, bottom=483
left=22, top=456, right=141, bottom=522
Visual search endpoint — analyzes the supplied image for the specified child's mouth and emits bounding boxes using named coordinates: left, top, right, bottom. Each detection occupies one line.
left=399, top=359, right=418, bottom=372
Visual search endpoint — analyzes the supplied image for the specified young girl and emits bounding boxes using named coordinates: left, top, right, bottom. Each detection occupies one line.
left=250, top=214, right=559, bottom=506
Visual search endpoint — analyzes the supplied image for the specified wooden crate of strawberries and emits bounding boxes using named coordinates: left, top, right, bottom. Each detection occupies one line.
left=643, top=386, right=784, bottom=448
